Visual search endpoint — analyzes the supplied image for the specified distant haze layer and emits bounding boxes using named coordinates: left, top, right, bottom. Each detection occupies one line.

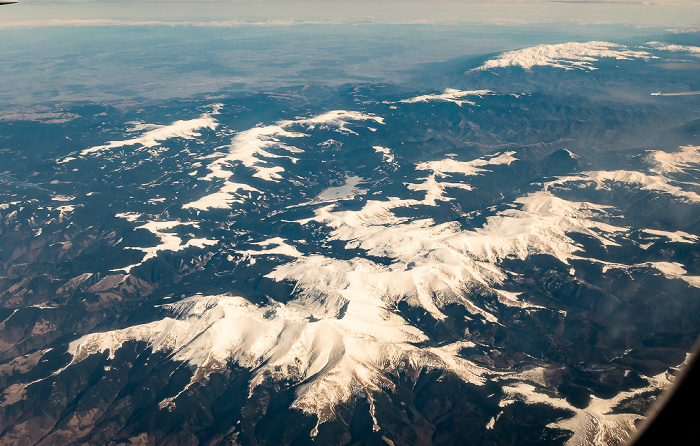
left=0, top=1, right=699, bottom=28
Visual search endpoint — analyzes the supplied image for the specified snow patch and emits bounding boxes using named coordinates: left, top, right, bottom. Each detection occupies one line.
left=601, top=261, right=700, bottom=288
left=203, top=110, right=383, bottom=183
left=399, top=89, right=493, bottom=106
left=545, top=170, right=700, bottom=203
left=183, top=182, right=261, bottom=210
left=417, top=151, right=518, bottom=177
left=646, top=41, right=700, bottom=54
left=115, top=212, right=141, bottom=222
left=474, top=41, right=654, bottom=71
left=645, top=146, right=700, bottom=176
left=641, top=229, right=699, bottom=244
left=115, top=218, right=218, bottom=272
left=81, top=114, right=218, bottom=155
left=500, top=366, right=674, bottom=446
left=373, top=146, right=395, bottom=164
left=238, top=237, right=303, bottom=258
left=410, top=151, right=518, bottom=203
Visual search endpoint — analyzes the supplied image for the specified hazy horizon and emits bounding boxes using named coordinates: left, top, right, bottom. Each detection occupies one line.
left=1, top=0, right=699, bottom=30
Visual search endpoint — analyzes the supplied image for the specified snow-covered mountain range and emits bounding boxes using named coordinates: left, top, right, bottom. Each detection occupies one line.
left=1, top=37, right=699, bottom=445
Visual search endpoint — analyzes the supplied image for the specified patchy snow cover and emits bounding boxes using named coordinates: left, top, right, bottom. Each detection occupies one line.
left=646, top=41, right=700, bottom=54
left=410, top=151, right=518, bottom=203
left=183, top=181, right=260, bottom=210
left=399, top=89, right=493, bottom=106
left=373, top=146, right=395, bottom=164
left=115, top=212, right=141, bottom=222
left=80, top=114, right=218, bottom=155
left=545, top=170, right=700, bottom=203
left=646, top=261, right=688, bottom=276
left=115, top=218, right=218, bottom=272
left=474, top=41, right=653, bottom=71
left=495, top=289, right=546, bottom=310
left=500, top=366, right=674, bottom=446
left=645, top=145, right=700, bottom=176
left=417, top=151, right=518, bottom=177
left=600, top=261, right=700, bottom=288
left=407, top=173, right=475, bottom=205
left=203, top=110, right=384, bottom=182
left=189, top=110, right=383, bottom=210
left=642, top=228, right=699, bottom=244
left=238, top=237, right=303, bottom=258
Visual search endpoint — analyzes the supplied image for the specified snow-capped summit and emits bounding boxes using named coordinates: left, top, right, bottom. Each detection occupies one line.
left=474, top=41, right=654, bottom=71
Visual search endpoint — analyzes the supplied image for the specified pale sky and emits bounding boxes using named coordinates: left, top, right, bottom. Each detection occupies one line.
left=1, top=1, right=699, bottom=29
